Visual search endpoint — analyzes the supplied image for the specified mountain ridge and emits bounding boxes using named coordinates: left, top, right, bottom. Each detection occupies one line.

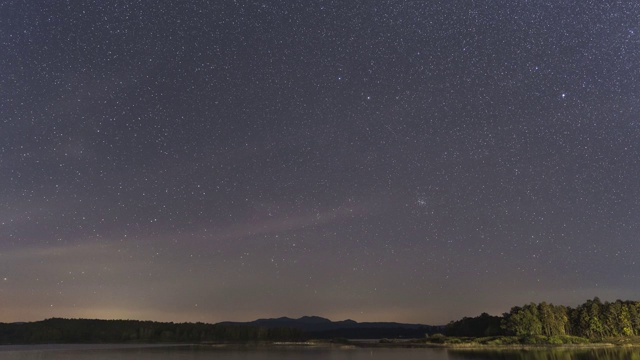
left=218, top=315, right=440, bottom=338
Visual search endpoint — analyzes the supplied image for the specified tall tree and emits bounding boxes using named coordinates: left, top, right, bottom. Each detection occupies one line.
left=502, top=303, right=543, bottom=336
left=537, top=302, right=567, bottom=336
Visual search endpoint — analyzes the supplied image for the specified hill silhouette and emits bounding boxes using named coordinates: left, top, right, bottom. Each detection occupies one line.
left=219, top=316, right=440, bottom=339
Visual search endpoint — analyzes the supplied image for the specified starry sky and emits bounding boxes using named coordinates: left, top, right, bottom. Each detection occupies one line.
left=1, top=1, right=639, bottom=325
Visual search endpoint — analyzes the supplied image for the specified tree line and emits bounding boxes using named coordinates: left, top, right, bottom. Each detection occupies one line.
left=446, top=298, right=640, bottom=340
left=3, top=298, right=638, bottom=344
left=0, top=318, right=305, bottom=344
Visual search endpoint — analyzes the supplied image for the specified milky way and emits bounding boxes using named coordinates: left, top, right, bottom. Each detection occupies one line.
left=1, top=1, right=639, bottom=324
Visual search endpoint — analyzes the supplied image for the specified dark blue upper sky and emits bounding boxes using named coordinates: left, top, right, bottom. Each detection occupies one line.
left=1, top=1, right=639, bottom=324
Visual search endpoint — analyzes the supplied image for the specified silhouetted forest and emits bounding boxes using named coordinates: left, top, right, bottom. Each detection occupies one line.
left=0, top=318, right=304, bottom=344
left=446, top=298, right=640, bottom=340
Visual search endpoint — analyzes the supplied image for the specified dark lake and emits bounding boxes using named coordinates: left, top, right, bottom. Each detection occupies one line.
left=1, top=344, right=639, bottom=359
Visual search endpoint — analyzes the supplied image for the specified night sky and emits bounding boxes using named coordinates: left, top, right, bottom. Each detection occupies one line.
left=1, top=1, right=639, bottom=325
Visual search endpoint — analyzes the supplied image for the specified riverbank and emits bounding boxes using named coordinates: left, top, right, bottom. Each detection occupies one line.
left=334, top=336, right=640, bottom=350
left=193, top=336, right=640, bottom=351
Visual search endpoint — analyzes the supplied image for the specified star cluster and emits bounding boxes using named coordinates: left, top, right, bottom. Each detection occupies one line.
left=1, top=1, right=639, bottom=324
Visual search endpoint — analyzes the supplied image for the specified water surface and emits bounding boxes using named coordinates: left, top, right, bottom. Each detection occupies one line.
left=1, top=344, right=639, bottom=360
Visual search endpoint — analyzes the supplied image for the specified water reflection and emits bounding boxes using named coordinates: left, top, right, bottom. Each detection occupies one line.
left=0, top=346, right=442, bottom=360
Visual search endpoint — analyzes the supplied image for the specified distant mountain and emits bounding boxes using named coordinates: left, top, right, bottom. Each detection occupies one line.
left=219, top=316, right=441, bottom=339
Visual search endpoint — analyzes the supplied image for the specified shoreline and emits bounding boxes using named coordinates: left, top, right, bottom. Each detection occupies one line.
left=284, top=339, right=640, bottom=350
left=194, top=339, right=640, bottom=350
